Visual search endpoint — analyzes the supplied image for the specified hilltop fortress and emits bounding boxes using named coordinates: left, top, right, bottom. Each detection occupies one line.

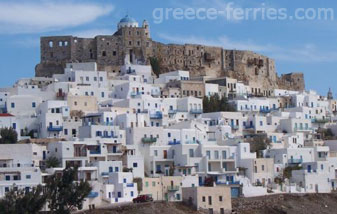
left=36, top=15, right=305, bottom=94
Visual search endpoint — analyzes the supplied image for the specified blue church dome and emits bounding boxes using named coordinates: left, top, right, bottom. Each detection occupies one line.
left=119, top=15, right=137, bottom=24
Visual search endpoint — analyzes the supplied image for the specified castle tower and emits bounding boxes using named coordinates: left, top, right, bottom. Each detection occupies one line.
left=327, top=88, right=333, bottom=100
left=142, top=20, right=150, bottom=39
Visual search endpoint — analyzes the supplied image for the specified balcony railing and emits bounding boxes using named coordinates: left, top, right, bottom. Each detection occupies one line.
left=130, top=91, right=141, bottom=97
left=126, top=183, right=134, bottom=187
left=260, top=109, right=271, bottom=114
left=168, top=141, right=181, bottom=145
left=311, top=118, right=330, bottom=123
left=190, top=109, right=203, bottom=114
left=168, top=109, right=177, bottom=114
left=101, top=172, right=109, bottom=176
left=47, top=126, right=63, bottom=132
left=244, top=124, right=254, bottom=129
left=231, top=125, right=239, bottom=130
left=150, top=112, right=163, bottom=119
left=142, top=137, right=157, bottom=143
left=167, top=186, right=180, bottom=191
left=87, top=192, right=99, bottom=198
left=288, top=158, right=303, bottom=164
left=185, top=140, right=200, bottom=144
left=89, top=150, right=101, bottom=155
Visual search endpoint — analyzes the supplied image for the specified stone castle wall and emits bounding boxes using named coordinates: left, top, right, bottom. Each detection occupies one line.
left=36, top=25, right=305, bottom=92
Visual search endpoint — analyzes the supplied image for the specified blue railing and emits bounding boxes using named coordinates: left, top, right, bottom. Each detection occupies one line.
left=185, top=140, right=200, bottom=144
left=168, top=141, right=181, bottom=145
left=288, top=158, right=303, bottom=164
left=190, top=109, right=203, bottom=114
left=126, top=183, right=134, bottom=187
left=260, top=109, right=271, bottom=113
left=101, top=172, right=109, bottom=176
left=150, top=112, right=163, bottom=119
left=168, top=109, right=177, bottom=114
left=47, top=126, right=63, bottom=132
left=130, top=91, right=141, bottom=97
left=87, top=192, right=99, bottom=198
left=244, top=124, right=254, bottom=129
left=90, top=149, right=101, bottom=155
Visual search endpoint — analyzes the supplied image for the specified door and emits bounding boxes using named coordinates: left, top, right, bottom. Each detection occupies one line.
left=307, top=165, right=312, bottom=173
left=86, top=172, right=91, bottom=181
left=163, top=150, right=168, bottom=159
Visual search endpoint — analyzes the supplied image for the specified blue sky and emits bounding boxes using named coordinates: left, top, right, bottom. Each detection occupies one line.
left=0, top=0, right=336, bottom=96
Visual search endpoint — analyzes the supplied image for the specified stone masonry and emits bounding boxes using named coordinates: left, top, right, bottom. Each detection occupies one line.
left=35, top=18, right=305, bottom=92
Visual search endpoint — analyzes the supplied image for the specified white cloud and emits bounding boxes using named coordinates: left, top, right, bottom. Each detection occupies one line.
left=158, top=33, right=337, bottom=63
left=0, top=1, right=114, bottom=34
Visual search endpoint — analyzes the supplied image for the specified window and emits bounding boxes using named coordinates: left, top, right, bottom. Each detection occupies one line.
left=202, top=196, right=206, bottom=202
left=26, top=175, right=31, bottom=179
left=32, top=102, right=36, bottom=108
left=11, top=103, right=15, bottom=108
left=219, top=196, right=223, bottom=201
left=5, top=175, right=10, bottom=181
left=208, top=196, right=212, bottom=205
left=49, top=41, right=53, bottom=47
left=145, top=181, right=149, bottom=187
left=133, top=163, right=138, bottom=168
left=189, top=149, right=194, bottom=157
left=102, top=51, right=106, bottom=57
left=152, top=181, right=156, bottom=187
left=262, top=165, right=265, bottom=171
left=154, top=150, right=158, bottom=156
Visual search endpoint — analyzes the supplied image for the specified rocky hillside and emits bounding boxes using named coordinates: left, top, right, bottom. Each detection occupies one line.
left=78, top=193, right=337, bottom=214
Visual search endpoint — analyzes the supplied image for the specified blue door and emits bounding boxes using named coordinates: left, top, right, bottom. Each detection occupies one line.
left=307, top=165, right=312, bottom=173
left=199, top=176, right=203, bottom=186
left=231, top=187, right=239, bottom=198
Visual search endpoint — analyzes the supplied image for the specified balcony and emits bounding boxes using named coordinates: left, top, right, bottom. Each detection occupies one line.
left=288, top=158, right=303, bottom=164
left=56, top=92, right=66, bottom=98
left=142, top=137, right=157, bottom=144
left=130, top=91, right=141, bottom=97
left=190, top=109, right=203, bottom=114
left=185, top=140, right=200, bottom=144
left=260, top=109, right=271, bottom=114
left=101, top=172, right=109, bottom=176
left=167, top=186, right=180, bottom=192
left=244, top=124, right=254, bottom=129
left=150, top=112, right=163, bottom=119
left=311, top=118, right=329, bottom=123
left=168, top=109, right=177, bottom=114
left=168, top=141, right=181, bottom=145
left=47, top=126, right=63, bottom=132
left=126, top=183, right=134, bottom=188
left=89, top=149, right=101, bottom=155
left=151, top=90, right=161, bottom=96
left=216, top=181, right=240, bottom=185
left=208, top=138, right=216, bottom=141
left=231, top=125, right=239, bottom=130
left=126, top=68, right=136, bottom=74
left=87, top=192, right=99, bottom=198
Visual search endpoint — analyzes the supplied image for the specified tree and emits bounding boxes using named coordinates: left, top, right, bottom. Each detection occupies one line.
left=0, top=127, right=18, bottom=144
left=46, top=156, right=60, bottom=168
left=0, top=185, right=46, bottom=214
left=46, top=167, right=92, bottom=214
left=149, top=57, right=162, bottom=77
left=249, top=135, right=271, bottom=158
left=203, top=95, right=236, bottom=113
